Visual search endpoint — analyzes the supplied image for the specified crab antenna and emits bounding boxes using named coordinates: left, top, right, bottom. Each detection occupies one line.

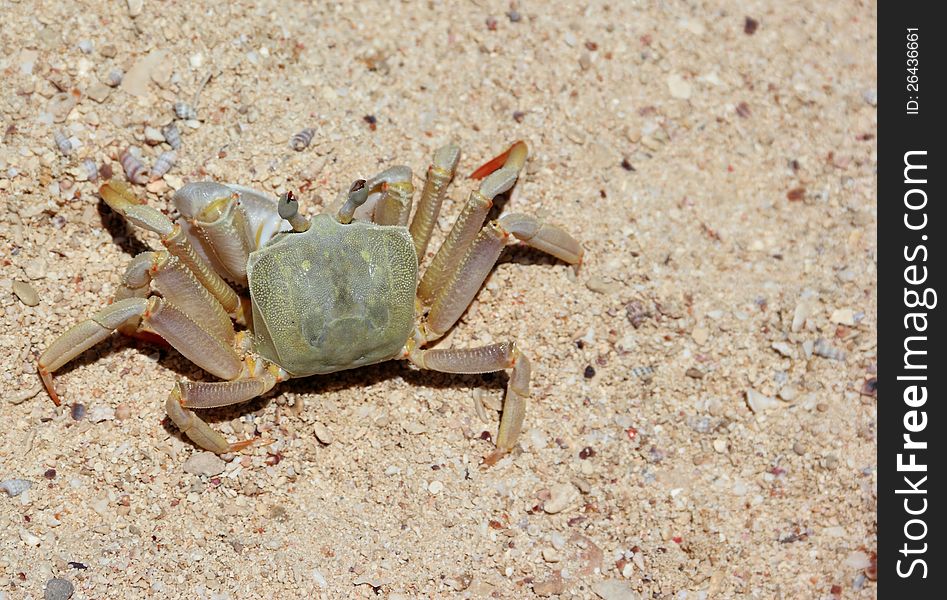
left=278, top=191, right=310, bottom=232
left=337, top=178, right=369, bottom=224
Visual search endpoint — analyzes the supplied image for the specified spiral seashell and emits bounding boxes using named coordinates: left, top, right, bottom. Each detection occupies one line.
left=151, top=150, right=176, bottom=180
left=173, top=101, right=197, bottom=120
left=162, top=122, right=182, bottom=150
left=81, top=158, right=98, bottom=182
left=290, top=127, right=316, bottom=151
left=54, top=130, right=73, bottom=156
left=120, top=147, right=150, bottom=184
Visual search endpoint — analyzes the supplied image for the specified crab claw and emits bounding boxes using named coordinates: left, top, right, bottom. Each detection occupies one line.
left=469, top=140, right=528, bottom=180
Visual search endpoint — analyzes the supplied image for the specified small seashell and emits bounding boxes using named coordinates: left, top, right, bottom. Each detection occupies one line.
left=150, top=151, right=176, bottom=180
left=1, top=479, right=32, bottom=497
left=746, top=389, right=781, bottom=413
left=12, top=281, right=40, bottom=306
left=120, top=147, right=150, bottom=184
left=54, top=130, right=73, bottom=156
left=81, top=158, right=99, bottom=182
left=106, top=69, right=124, bottom=87
left=290, top=127, right=316, bottom=151
left=813, top=338, right=846, bottom=362
left=143, top=126, right=165, bottom=145
left=162, top=122, right=182, bottom=150
left=630, top=365, right=654, bottom=379
left=173, top=101, right=197, bottom=120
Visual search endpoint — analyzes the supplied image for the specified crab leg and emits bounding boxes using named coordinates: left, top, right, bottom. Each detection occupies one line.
left=165, top=368, right=280, bottom=453
left=417, top=143, right=527, bottom=306
left=38, top=298, right=150, bottom=405
left=140, top=297, right=242, bottom=380
left=422, top=214, right=582, bottom=341
left=100, top=181, right=240, bottom=313
left=364, top=166, right=414, bottom=226
left=408, top=341, right=530, bottom=454
left=409, top=143, right=460, bottom=259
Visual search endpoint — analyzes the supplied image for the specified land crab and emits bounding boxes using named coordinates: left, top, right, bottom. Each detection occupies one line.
left=38, top=142, right=582, bottom=461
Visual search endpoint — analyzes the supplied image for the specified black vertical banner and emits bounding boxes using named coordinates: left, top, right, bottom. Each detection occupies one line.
left=878, top=2, right=944, bottom=596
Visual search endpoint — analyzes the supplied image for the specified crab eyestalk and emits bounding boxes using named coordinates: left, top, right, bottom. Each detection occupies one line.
left=337, top=179, right=369, bottom=224
left=278, top=191, right=310, bottom=232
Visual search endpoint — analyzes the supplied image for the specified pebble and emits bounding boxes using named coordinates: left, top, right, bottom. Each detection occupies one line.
left=551, top=532, right=566, bottom=550
left=544, top=483, right=579, bottom=514
left=70, top=403, right=86, bottom=420
left=586, top=275, right=620, bottom=294
left=9, top=386, right=41, bottom=405
left=44, top=578, right=74, bottom=600
left=691, top=327, right=709, bottom=345
left=86, top=83, right=111, bottom=103
left=712, top=439, right=728, bottom=454
left=183, top=452, right=226, bottom=476
left=793, top=441, right=806, bottom=455
left=542, top=548, right=562, bottom=562
left=313, top=422, right=334, bottom=445
left=20, top=527, right=41, bottom=546
left=47, top=93, right=76, bottom=123
left=592, top=579, right=641, bottom=600
left=115, top=403, right=131, bottom=420
left=126, top=0, right=143, bottom=18
left=667, top=73, right=692, bottom=99
left=813, top=338, right=846, bottom=361
left=428, top=480, right=444, bottom=495
left=12, top=281, right=40, bottom=306
left=771, top=341, right=793, bottom=358
left=745, top=389, right=780, bottom=413
left=1, top=479, right=32, bottom=497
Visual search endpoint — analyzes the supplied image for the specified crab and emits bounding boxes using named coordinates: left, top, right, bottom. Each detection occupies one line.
left=37, top=141, right=582, bottom=461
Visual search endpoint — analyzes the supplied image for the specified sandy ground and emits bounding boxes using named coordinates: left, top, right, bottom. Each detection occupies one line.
left=1, top=1, right=878, bottom=598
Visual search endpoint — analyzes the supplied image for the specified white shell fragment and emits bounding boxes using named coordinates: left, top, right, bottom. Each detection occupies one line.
left=1, top=479, right=32, bottom=497
left=745, top=389, right=781, bottom=413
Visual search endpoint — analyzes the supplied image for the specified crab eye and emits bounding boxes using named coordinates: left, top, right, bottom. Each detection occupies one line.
left=278, top=191, right=298, bottom=219
left=278, top=191, right=310, bottom=232
left=337, top=179, right=370, bottom=224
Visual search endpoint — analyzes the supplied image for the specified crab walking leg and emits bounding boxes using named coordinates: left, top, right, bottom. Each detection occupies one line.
left=38, top=298, right=150, bottom=405
left=497, top=213, right=584, bottom=265
left=408, top=341, right=530, bottom=452
left=165, top=370, right=279, bottom=453
left=424, top=222, right=507, bottom=340
left=417, top=158, right=525, bottom=305
left=409, top=143, right=460, bottom=259
left=99, top=181, right=241, bottom=313
left=368, top=166, right=415, bottom=226
left=140, top=297, right=242, bottom=381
